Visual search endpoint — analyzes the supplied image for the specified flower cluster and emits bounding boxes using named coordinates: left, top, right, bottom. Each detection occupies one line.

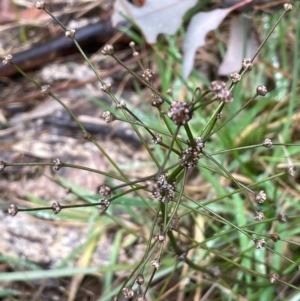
left=209, top=81, right=233, bottom=102
left=152, top=174, right=176, bottom=203
left=167, top=100, right=192, bottom=125
left=180, top=137, right=204, bottom=168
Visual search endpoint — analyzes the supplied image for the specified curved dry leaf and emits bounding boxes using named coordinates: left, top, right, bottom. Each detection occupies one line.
left=218, top=15, right=259, bottom=75
left=112, top=0, right=197, bottom=44
left=183, top=0, right=255, bottom=78
left=183, top=7, right=232, bottom=79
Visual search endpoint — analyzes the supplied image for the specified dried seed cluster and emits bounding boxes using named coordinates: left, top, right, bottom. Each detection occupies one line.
left=122, top=287, right=134, bottom=299
left=53, top=158, right=63, bottom=171
left=255, top=190, right=267, bottom=204
left=169, top=216, right=180, bottom=230
left=151, top=94, right=164, bottom=107
left=284, top=3, right=293, bottom=11
left=101, top=82, right=112, bottom=93
left=8, top=204, right=18, bottom=216
left=102, top=44, right=114, bottom=56
left=102, top=111, right=116, bottom=123
left=156, top=233, right=165, bottom=243
left=82, top=131, right=91, bottom=140
left=180, top=137, right=204, bottom=168
left=152, top=174, right=176, bottom=203
left=52, top=201, right=62, bottom=214
left=167, top=101, right=192, bottom=125
left=242, top=58, right=253, bottom=71
left=278, top=212, right=287, bottom=223
left=36, top=1, right=45, bottom=9
left=151, top=259, right=160, bottom=269
left=116, top=100, right=126, bottom=109
left=65, top=29, right=76, bottom=39
left=263, top=138, right=272, bottom=148
left=257, top=85, right=268, bottom=96
left=254, top=211, right=265, bottom=221
left=255, top=238, right=265, bottom=249
left=2, top=54, right=13, bottom=65
left=270, top=233, right=280, bottom=242
left=99, top=199, right=110, bottom=214
left=99, top=184, right=112, bottom=197
left=288, top=165, right=295, bottom=177
left=152, top=134, right=162, bottom=144
left=230, top=72, right=241, bottom=83
left=209, top=81, right=233, bottom=102
left=142, top=69, right=154, bottom=82
left=41, top=85, right=51, bottom=95
left=136, top=275, right=144, bottom=285
left=269, top=273, right=279, bottom=283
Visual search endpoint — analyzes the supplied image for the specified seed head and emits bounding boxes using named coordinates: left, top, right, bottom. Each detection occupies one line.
left=102, top=44, right=114, bottom=56
left=180, top=137, right=205, bottom=168
left=254, top=211, right=265, bottom=221
left=195, top=137, right=205, bottom=150
left=52, top=201, right=62, bottom=214
left=167, top=100, right=192, bottom=125
left=152, top=174, right=176, bottom=203
left=284, top=3, right=293, bottom=11
left=242, top=58, right=253, bottom=71
left=270, top=233, right=280, bottom=242
left=257, top=85, right=267, bottom=96
left=136, top=275, right=144, bottom=285
left=99, top=184, right=112, bottom=197
left=169, top=216, right=180, bottom=230
left=230, top=72, right=241, bottom=83
left=217, top=89, right=233, bottom=102
left=122, top=287, right=134, bottom=299
left=269, top=273, right=279, bottom=283
left=209, top=81, right=233, bottom=102
left=255, top=190, right=267, bottom=204
left=151, top=259, right=160, bottom=269
left=157, top=234, right=165, bottom=242
left=36, top=1, right=45, bottom=9
left=288, top=165, right=295, bottom=177
left=152, top=134, right=162, bottom=144
left=53, top=158, right=63, bottom=171
left=255, top=238, right=265, bottom=249
left=116, top=100, right=126, bottom=109
left=210, top=80, right=226, bottom=92
left=2, top=54, right=13, bottom=65
left=65, top=29, right=76, bottom=39
left=142, top=69, right=154, bottom=82
left=262, top=138, right=272, bottom=148
left=8, top=204, right=18, bottom=216
left=102, top=111, right=116, bottom=123
left=278, top=212, right=287, bottom=223
left=82, top=131, right=91, bottom=140
left=41, top=85, right=51, bottom=96
left=151, top=94, right=164, bottom=107
left=100, top=82, right=111, bottom=93
left=99, top=199, right=110, bottom=214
